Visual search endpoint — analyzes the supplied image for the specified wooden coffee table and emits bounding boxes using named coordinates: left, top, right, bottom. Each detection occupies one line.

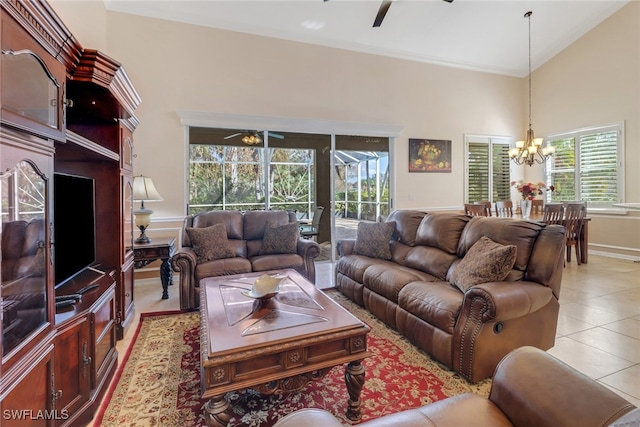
left=199, top=269, right=371, bottom=426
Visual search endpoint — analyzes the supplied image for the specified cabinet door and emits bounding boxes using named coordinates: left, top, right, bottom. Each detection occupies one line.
left=120, top=125, right=134, bottom=172
left=54, top=317, right=91, bottom=423
left=1, top=12, right=66, bottom=141
left=117, top=172, right=135, bottom=340
left=1, top=152, right=53, bottom=368
left=122, top=174, right=134, bottom=263
left=0, top=344, right=56, bottom=427
left=92, top=287, right=117, bottom=388
left=117, top=257, right=135, bottom=340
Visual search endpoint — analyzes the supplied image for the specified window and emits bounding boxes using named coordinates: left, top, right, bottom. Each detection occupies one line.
left=465, top=135, right=512, bottom=203
left=545, top=123, right=624, bottom=207
left=188, top=144, right=315, bottom=215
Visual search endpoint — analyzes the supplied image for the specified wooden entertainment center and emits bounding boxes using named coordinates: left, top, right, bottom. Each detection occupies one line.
left=1, top=0, right=140, bottom=424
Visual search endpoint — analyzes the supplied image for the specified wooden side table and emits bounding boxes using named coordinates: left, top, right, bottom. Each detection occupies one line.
left=133, top=237, right=176, bottom=299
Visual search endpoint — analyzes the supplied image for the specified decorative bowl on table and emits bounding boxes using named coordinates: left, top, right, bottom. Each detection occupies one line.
left=241, top=274, right=287, bottom=300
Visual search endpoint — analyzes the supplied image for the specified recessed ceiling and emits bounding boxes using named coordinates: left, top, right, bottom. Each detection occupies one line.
left=104, top=0, right=629, bottom=77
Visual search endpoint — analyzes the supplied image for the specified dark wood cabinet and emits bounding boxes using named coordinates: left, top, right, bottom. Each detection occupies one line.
left=55, top=317, right=91, bottom=423
left=0, top=343, right=56, bottom=426
left=1, top=0, right=140, bottom=423
left=54, top=271, right=116, bottom=426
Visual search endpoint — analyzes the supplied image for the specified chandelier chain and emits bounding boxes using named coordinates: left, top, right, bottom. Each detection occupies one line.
left=527, top=10, right=532, bottom=129
left=509, top=10, right=555, bottom=167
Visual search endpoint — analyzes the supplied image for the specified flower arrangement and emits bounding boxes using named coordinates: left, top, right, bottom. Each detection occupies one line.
left=511, top=180, right=546, bottom=200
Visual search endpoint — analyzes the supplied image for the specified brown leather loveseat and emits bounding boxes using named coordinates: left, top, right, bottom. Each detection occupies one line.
left=172, top=210, right=320, bottom=310
left=273, top=346, right=638, bottom=427
left=336, top=210, right=566, bottom=382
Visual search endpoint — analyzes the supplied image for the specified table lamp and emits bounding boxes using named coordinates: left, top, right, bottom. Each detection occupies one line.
left=133, top=175, right=163, bottom=243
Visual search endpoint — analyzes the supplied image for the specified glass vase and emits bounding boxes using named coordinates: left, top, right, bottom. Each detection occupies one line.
left=521, top=199, right=532, bottom=219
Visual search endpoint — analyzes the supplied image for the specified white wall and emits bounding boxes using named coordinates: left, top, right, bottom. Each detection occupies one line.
left=533, top=1, right=640, bottom=257
left=49, top=1, right=640, bottom=258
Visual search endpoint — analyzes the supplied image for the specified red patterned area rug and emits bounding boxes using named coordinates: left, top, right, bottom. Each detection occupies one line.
left=95, top=291, right=491, bottom=427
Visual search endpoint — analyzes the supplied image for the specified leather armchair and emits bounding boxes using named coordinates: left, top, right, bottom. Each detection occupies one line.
left=273, top=346, right=638, bottom=427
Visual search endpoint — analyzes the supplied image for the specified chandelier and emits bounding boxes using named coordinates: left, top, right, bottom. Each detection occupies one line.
left=509, top=11, right=555, bottom=167
left=242, top=132, right=262, bottom=145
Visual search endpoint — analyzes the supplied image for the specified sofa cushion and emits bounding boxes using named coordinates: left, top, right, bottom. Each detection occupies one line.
left=186, top=223, right=235, bottom=263
left=363, top=264, right=434, bottom=303
left=259, top=221, right=299, bottom=255
left=415, top=212, right=469, bottom=254
left=244, top=210, right=290, bottom=241
left=450, top=236, right=517, bottom=292
left=191, top=210, right=244, bottom=240
left=399, top=281, right=464, bottom=334
left=336, top=254, right=383, bottom=284
left=386, top=210, right=427, bottom=246
left=404, top=246, right=458, bottom=281
left=354, top=221, right=396, bottom=260
left=194, top=258, right=252, bottom=284
left=251, top=253, right=303, bottom=273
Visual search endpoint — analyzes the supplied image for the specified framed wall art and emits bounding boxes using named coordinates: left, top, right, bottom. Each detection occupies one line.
left=408, top=138, right=452, bottom=173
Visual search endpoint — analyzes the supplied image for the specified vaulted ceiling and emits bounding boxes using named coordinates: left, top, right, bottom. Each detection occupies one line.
left=105, top=0, right=629, bottom=77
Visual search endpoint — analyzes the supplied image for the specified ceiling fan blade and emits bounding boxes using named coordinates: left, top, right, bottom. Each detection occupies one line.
left=442, top=0, right=454, bottom=3
left=265, top=131, right=285, bottom=139
left=373, top=0, right=393, bottom=28
left=224, top=132, right=243, bottom=139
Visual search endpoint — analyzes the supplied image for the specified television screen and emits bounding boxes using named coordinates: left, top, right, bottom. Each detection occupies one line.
left=53, top=173, right=96, bottom=287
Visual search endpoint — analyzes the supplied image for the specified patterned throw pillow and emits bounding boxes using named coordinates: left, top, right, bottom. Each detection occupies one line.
left=259, top=221, right=299, bottom=255
left=353, top=221, right=396, bottom=260
left=450, top=236, right=517, bottom=292
left=186, top=223, right=235, bottom=263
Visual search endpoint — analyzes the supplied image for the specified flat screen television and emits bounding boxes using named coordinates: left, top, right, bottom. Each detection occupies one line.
left=53, top=173, right=96, bottom=287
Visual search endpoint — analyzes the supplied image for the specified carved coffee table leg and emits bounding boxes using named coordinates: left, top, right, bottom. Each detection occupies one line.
left=203, top=394, right=232, bottom=427
left=345, top=360, right=365, bottom=421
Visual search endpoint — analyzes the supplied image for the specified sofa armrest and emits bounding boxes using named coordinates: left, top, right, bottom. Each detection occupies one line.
left=337, top=239, right=356, bottom=256
left=453, top=281, right=558, bottom=382
left=171, top=247, right=198, bottom=311
left=491, top=346, right=636, bottom=427
left=296, top=238, right=321, bottom=283
left=463, top=280, right=554, bottom=322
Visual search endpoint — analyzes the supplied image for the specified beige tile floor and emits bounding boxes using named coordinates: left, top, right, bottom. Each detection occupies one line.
left=99, top=254, right=640, bottom=425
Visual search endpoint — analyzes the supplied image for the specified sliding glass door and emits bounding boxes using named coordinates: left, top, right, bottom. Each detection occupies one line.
left=333, top=136, right=390, bottom=244
left=187, top=127, right=392, bottom=257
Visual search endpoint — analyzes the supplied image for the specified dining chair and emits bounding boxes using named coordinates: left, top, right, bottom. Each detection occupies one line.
left=494, top=200, right=513, bottom=217
left=531, top=199, right=544, bottom=215
left=465, top=203, right=489, bottom=217
left=563, top=202, right=587, bottom=265
left=300, top=206, right=324, bottom=240
left=542, top=203, right=564, bottom=225
left=475, top=201, right=493, bottom=216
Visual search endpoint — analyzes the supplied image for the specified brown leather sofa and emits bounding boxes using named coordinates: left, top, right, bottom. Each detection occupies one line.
left=272, top=346, right=639, bottom=427
left=172, top=210, right=321, bottom=310
left=336, top=210, right=566, bottom=382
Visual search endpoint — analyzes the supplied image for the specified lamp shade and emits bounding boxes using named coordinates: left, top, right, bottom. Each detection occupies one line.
left=133, top=175, right=163, bottom=202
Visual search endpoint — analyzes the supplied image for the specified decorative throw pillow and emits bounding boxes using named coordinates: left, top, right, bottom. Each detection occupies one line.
left=353, top=221, right=396, bottom=260
left=259, top=221, right=299, bottom=255
left=186, top=223, right=235, bottom=263
left=450, top=236, right=517, bottom=292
